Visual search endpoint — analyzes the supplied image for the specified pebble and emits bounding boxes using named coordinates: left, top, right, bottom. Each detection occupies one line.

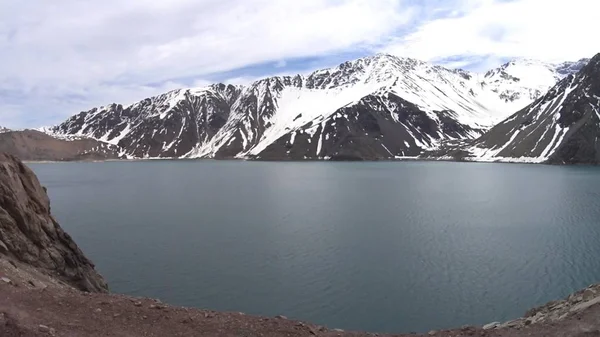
left=134, top=301, right=142, bottom=307
left=38, top=325, right=50, bottom=332
left=333, top=328, right=344, bottom=332
left=428, top=330, right=437, bottom=335
left=113, top=313, right=121, bottom=318
left=1, top=277, right=12, bottom=285
left=95, top=308, right=102, bottom=313
left=275, top=315, right=288, bottom=319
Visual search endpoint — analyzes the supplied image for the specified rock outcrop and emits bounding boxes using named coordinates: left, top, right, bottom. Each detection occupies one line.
left=0, top=153, right=108, bottom=292
left=490, top=284, right=600, bottom=330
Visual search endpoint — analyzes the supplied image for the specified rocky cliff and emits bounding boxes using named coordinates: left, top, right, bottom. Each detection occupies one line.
left=0, top=153, right=107, bottom=292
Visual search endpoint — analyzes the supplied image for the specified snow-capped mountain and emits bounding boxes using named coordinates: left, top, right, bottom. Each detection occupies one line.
left=459, top=53, right=600, bottom=164
left=47, top=54, right=586, bottom=160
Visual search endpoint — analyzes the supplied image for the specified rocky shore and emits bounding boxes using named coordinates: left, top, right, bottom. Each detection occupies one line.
left=1, top=152, right=599, bottom=336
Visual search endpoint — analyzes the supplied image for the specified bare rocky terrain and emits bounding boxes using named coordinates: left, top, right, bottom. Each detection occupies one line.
left=0, top=130, right=122, bottom=161
left=1, top=152, right=600, bottom=336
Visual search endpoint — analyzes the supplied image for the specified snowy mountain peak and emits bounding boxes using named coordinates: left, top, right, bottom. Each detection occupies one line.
left=555, top=58, right=590, bottom=77
left=486, top=58, right=589, bottom=83
left=460, top=53, right=600, bottom=164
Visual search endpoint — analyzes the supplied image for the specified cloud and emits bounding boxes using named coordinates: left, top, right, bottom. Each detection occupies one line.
left=383, top=0, right=600, bottom=65
left=274, top=60, right=288, bottom=69
left=1, top=0, right=599, bottom=128
left=0, top=0, right=415, bottom=127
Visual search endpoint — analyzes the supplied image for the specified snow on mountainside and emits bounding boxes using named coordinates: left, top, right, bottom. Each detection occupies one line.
left=47, top=54, right=587, bottom=160
left=457, top=53, right=600, bottom=164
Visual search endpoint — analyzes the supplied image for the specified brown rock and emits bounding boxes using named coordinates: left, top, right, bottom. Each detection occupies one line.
left=0, top=130, right=122, bottom=162
left=0, top=154, right=108, bottom=292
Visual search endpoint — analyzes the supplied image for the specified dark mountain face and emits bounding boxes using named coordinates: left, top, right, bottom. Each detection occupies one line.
left=53, top=85, right=241, bottom=158
left=455, top=53, right=600, bottom=164
left=257, top=93, right=477, bottom=160
left=548, top=54, right=600, bottom=164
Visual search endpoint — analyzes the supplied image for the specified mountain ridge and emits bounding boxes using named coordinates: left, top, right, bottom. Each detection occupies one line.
left=43, top=54, right=587, bottom=161
left=447, top=53, right=600, bottom=164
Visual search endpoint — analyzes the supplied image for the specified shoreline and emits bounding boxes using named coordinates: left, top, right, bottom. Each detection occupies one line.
left=2, top=255, right=600, bottom=336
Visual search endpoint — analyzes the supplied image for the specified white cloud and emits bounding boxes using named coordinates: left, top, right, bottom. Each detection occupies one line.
left=1, top=0, right=599, bottom=128
left=384, top=0, right=600, bottom=64
left=0, top=0, right=414, bottom=127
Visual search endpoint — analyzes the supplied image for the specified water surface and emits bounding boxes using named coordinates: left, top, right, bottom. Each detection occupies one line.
left=29, top=161, right=600, bottom=333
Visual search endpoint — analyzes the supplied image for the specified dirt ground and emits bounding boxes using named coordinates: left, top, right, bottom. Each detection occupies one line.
left=1, top=257, right=600, bottom=337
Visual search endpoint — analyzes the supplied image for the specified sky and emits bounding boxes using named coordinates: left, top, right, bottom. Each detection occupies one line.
left=1, top=0, right=599, bottom=128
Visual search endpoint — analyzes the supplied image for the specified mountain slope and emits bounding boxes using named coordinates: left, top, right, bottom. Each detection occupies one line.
left=461, top=53, right=600, bottom=164
left=0, top=130, right=123, bottom=161
left=47, top=54, right=585, bottom=160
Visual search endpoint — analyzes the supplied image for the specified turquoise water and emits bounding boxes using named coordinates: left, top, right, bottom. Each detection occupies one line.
left=29, top=161, right=600, bottom=333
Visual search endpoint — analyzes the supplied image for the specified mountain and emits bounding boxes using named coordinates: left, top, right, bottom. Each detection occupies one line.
left=455, top=54, right=600, bottom=164
left=0, top=129, right=123, bottom=161
left=47, top=54, right=585, bottom=160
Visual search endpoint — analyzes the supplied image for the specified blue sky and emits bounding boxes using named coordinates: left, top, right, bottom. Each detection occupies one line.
left=0, top=0, right=598, bottom=128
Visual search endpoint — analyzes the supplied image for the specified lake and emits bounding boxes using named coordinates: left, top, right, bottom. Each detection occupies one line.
left=28, top=160, right=600, bottom=334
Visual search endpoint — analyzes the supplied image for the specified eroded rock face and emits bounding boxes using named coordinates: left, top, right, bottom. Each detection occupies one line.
left=0, top=153, right=108, bottom=292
